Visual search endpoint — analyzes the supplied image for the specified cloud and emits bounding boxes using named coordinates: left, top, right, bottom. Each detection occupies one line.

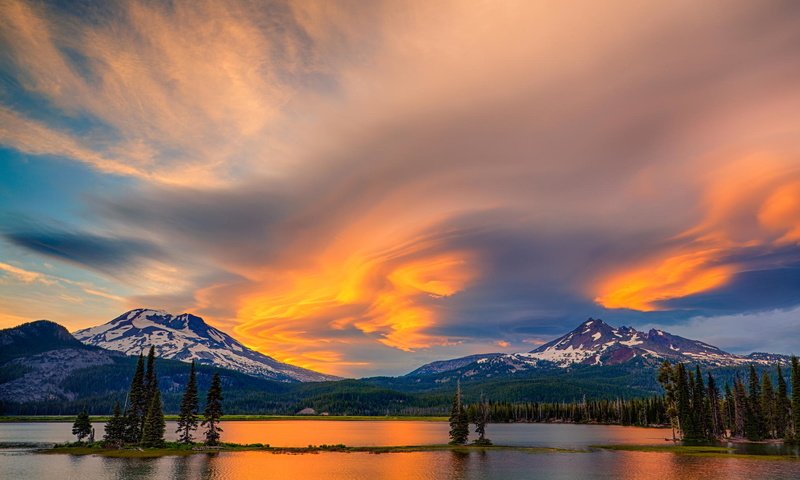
left=2, top=0, right=800, bottom=375
left=4, top=228, right=161, bottom=271
left=644, top=307, right=800, bottom=356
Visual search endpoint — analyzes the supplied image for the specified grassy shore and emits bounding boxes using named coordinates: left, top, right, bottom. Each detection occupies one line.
left=0, top=415, right=448, bottom=423
left=41, top=441, right=575, bottom=458
left=592, top=444, right=799, bottom=461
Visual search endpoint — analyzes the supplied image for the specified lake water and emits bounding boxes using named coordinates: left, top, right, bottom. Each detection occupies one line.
left=2, top=421, right=799, bottom=479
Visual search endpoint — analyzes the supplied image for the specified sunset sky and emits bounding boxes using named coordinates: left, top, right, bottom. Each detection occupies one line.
left=1, top=0, right=800, bottom=377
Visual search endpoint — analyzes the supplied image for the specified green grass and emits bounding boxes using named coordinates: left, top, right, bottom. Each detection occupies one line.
left=0, top=415, right=448, bottom=423
left=591, top=444, right=799, bottom=461
left=41, top=441, right=576, bottom=457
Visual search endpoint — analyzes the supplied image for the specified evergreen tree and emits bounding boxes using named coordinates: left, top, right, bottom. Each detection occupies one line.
left=657, top=362, right=678, bottom=440
left=176, top=361, right=200, bottom=444
left=792, top=356, right=800, bottom=440
left=141, top=388, right=165, bottom=447
left=745, top=365, right=763, bottom=440
left=775, top=365, right=790, bottom=439
left=722, top=382, right=734, bottom=436
left=706, top=373, right=722, bottom=438
left=675, top=363, right=696, bottom=439
left=760, top=372, right=776, bottom=439
left=202, top=373, right=224, bottom=446
left=142, top=346, right=157, bottom=431
left=72, top=409, right=92, bottom=442
left=733, top=376, right=747, bottom=437
left=123, top=354, right=146, bottom=443
left=448, top=380, right=469, bottom=445
left=103, top=401, right=125, bottom=445
left=692, top=365, right=709, bottom=439
left=472, top=393, right=492, bottom=445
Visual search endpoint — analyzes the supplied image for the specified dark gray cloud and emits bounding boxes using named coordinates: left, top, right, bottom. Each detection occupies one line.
left=4, top=228, right=161, bottom=271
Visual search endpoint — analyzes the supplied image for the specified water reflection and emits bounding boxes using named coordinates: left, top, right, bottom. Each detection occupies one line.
left=2, top=449, right=800, bottom=480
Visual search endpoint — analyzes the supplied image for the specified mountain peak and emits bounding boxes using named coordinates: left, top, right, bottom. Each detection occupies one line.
left=1, top=319, right=90, bottom=362
left=75, top=309, right=339, bottom=382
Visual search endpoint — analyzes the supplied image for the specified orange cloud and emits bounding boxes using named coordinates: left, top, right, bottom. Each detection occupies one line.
left=594, top=155, right=800, bottom=311
left=231, top=240, right=476, bottom=373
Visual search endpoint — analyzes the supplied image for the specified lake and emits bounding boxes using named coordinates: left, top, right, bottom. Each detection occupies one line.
left=2, top=421, right=799, bottom=479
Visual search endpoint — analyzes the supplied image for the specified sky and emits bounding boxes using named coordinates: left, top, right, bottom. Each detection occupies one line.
left=1, top=0, right=800, bottom=377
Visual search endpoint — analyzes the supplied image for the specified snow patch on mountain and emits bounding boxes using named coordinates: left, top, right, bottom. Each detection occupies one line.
left=406, top=318, right=791, bottom=377
left=74, top=309, right=339, bottom=382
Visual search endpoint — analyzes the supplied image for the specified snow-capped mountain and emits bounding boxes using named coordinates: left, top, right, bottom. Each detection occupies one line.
left=406, top=318, right=791, bottom=377
left=74, top=309, right=338, bottom=382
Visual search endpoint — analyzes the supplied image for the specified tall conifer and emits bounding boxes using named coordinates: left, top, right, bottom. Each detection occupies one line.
left=141, top=388, right=166, bottom=447
left=775, top=365, right=790, bottom=439
left=448, top=380, right=469, bottom=445
left=104, top=401, right=125, bottom=445
left=141, top=347, right=158, bottom=437
left=177, top=361, right=200, bottom=443
left=124, top=354, right=146, bottom=442
left=692, top=365, right=709, bottom=439
left=657, top=362, right=678, bottom=440
left=745, top=365, right=763, bottom=440
left=202, top=373, right=224, bottom=446
left=675, top=364, right=695, bottom=439
left=707, top=373, right=722, bottom=438
left=760, top=373, right=776, bottom=439
left=733, top=376, right=747, bottom=437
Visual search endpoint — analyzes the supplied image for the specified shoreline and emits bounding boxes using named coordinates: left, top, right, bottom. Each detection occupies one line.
left=33, top=442, right=800, bottom=460
left=0, top=415, right=449, bottom=423
left=40, top=442, right=575, bottom=457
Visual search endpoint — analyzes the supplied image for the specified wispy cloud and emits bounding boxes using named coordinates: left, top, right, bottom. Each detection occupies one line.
left=1, top=0, right=800, bottom=375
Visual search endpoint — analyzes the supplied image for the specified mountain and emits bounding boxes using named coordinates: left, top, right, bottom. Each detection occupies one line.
left=0, top=320, right=87, bottom=363
left=0, top=320, right=121, bottom=403
left=406, top=318, right=791, bottom=378
left=73, top=309, right=338, bottom=383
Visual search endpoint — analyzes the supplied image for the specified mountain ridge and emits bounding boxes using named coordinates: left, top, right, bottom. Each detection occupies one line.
left=405, top=318, right=792, bottom=378
left=73, top=308, right=338, bottom=382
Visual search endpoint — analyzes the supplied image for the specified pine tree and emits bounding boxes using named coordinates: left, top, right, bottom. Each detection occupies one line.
left=792, top=356, right=800, bottom=440
left=675, top=363, right=696, bottom=439
left=176, top=361, right=200, bottom=444
left=775, top=365, right=790, bottom=439
left=72, top=409, right=92, bottom=442
left=202, top=373, right=224, bottom=446
left=123, top=354, right=146, bottom=443
left=745, top=365, right=763, bottom=440
left=141, top=388, right=165, bottom=448
left=692, top=365, right=709, bottom=439
left=142, top=347, right=157, bottom=431
left=448, top=380, right=469, bottom=445
left=473, top=393, right=492, bottom=445
left=706, top=373, right=722, bottom=438
left=103, top=401, right=125, bottom=445
left=657, top=362, right=678, bottom=440
left=760, top=372, right=776, bottom=439
left=733, top=376, right=747, bottom=437
left=722, top=382, right=734, bottom=436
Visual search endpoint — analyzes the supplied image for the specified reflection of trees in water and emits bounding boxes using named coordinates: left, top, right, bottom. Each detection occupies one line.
left=170, top=453, right=217, bottom=479
left=448, top=450, right=491, bottom=480
left=102, top=456, right=158, bottom=479
left=449, top=451, right=470, bottom=480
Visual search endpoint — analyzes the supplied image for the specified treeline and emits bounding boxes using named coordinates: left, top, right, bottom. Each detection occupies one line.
left=658, top=358, right=800, bottom=441
left=464, top=396, right=668, bottom=426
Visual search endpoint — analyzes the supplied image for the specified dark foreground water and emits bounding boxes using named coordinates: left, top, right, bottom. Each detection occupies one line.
left=2, top=421, right=799, bottom=479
